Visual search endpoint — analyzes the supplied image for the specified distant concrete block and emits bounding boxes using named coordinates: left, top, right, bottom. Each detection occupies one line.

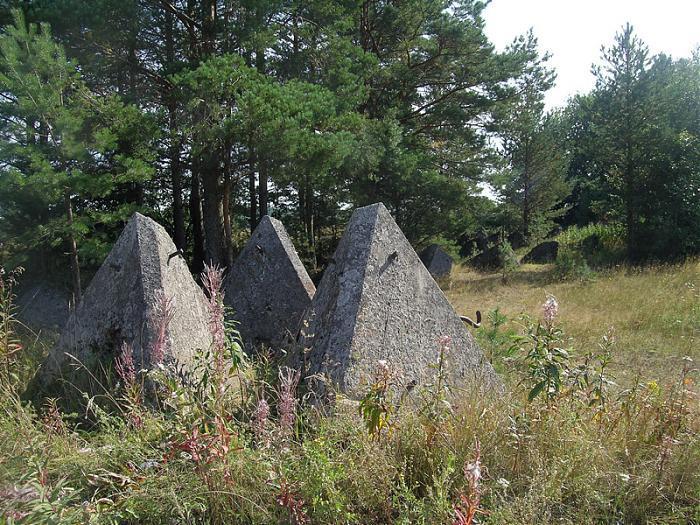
left=419, top=244, right=454, bottom=279
left=224, top=215, right=315, bottom=352
left=297, top=203, right=501, bottom=399
left=16, top=283, right=71, bottom=333
left=523, top=241, right=559, bottom=263
left=34, top=213, right=212, bottom=391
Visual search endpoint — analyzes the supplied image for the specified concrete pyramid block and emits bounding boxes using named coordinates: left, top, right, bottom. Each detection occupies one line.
left=35, top=213, right=212, bottom=388
left=224, top=215, right=315, bottom=352
left=298, top=203, right=500, bottom=398
left=419, top=244, right=454, bottom=279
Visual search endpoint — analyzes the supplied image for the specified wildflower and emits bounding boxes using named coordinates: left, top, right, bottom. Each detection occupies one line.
left=452, top=439, right=483, bottom=525
left=202, top=264, right=226, bottom=371
left=41, top=398, right=65, bottom=437
left=252, top=397, right=271, bottom=445
left=277, top=479, right=309, bottom=525
left=278, top=367, right=300, bottom=437
left=496, top=477, right=510, bottom=489
left=376, top=359, right=391, bottom=383
left=150, top=289, right=174, bottom=366
left=115, top=342, right=136, bottom=387
left=438, top=335, right=452, bottom=351
left=542, top=294, right=559, bottom=327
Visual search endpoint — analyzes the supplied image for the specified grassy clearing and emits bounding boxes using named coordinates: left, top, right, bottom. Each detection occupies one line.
left=1, top=262, right=699, bottom=524
left=448, top=260, right=700, bottom=384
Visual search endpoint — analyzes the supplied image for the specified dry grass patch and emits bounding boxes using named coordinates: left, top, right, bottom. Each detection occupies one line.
left=447, top=260, right=700, bottom=384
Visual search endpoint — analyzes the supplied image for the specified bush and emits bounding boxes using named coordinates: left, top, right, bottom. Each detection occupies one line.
left=557, top=223, right=625, bottom=267
left=554, top=246, right=593, bottom=280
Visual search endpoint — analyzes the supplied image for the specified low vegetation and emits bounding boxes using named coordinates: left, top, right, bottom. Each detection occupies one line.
left=1, top=258, right=698, bottom=524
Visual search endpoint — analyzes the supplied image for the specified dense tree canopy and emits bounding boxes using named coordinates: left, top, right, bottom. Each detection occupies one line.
left=0, top=2, right=698, bottom=297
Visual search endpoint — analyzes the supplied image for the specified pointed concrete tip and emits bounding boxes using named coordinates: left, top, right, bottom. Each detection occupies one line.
left=129, top=211, right=148, bottom=222
left=257, top=215, right=285, bottom=234
left=32, top=213, right=212, bottom=397
left=352, top=202, right=388, bottom=216
left=297, top=200, right=501, bottom=399
left=224, top=215, right=314, bottom=353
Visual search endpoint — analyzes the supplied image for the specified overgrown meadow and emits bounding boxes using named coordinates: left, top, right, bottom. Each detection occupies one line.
left=1, top=259, right=699, bottom=524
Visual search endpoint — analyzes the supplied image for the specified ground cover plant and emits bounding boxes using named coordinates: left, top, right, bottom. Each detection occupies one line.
left=1, top=259, right=698, bottom=524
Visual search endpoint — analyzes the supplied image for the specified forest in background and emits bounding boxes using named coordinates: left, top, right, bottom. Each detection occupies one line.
left=0, top=0, right=698, bottom=301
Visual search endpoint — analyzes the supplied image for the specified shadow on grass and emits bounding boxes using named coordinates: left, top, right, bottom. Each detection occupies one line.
left=452, top=265, right=561, bottom=294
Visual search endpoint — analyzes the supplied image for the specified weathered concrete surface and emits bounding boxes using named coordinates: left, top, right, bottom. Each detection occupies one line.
left=419, top=244, right=454, bottom=279
left=16, top=283, right=71, bottom=333
left=297, top=203, right=501, bottom=398
left=35, top=213, right=212, bottom=388
left=523, top=241, right=559, bottom=263
left=224, top=215, right=315, bottom=352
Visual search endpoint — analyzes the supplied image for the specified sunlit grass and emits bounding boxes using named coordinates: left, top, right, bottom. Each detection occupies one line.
left=447, top=260, right=700, bottom=384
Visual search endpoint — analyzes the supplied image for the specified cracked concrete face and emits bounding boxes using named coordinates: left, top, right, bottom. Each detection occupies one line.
left=297, top=203, right=502, bottom=399
left=420, top=244, right=453, bottom=279
left=224, top=215, right=315, bottom=353
left=35, top=213, right=212, bottom=389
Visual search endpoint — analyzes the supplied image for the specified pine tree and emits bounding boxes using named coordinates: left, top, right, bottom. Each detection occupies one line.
left=0, top=10, right=154, bottom=299
left=494, top=31, right=569, bottom=240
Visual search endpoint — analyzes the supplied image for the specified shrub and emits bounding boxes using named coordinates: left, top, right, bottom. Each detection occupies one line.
left=557, top=223, right=625, bottom=269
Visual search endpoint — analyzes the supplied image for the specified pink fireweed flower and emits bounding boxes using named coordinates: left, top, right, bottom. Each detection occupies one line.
left=464, top=457, right=481, bottom=488
left=438, top=335, right=452, bottom=353
left=150, top=289, right=174, bottom=366
left=542, top=294, right=559, bottom=327
left=202, top=264, right=226, bottom=370
left=376, top=359, right=391, bottom=381
left=115, top=342, right=136, bottom=386
left=252, top=397, right=270, bottom=444
left=278, top=367, right=300, bottom=436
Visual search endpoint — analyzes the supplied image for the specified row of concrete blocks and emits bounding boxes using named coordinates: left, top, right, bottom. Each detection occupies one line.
left=33, top=203, right=499, bottom=399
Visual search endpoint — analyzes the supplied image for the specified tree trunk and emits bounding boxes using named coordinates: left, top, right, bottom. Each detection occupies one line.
left=190, top=167, right=205, bottom=275
left=248, top=167, right=257, bottom=233
left=303, top=177, right=316, bottom=270
left=258, top=160, right=268, bottom=218
left=164, top=10, right=186, bottom=251
left=222, top=142, right=234, bottom=266
left=64, top=190, right=82, bottom=306
left=201, top=155, right=226, bottom=266
left=195, top=0, right=227, bottom=266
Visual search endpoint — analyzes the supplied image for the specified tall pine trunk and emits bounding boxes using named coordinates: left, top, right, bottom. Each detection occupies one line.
left=222, top=141, right=234, bottom=266
left=165, top=10, right=186, bottom=251
left=190, top=167, right=205, bottom=275
left=196, top=0, right=227, bottom=267
left=64, top=190, right=82, bottom=306
left=258, top=160, right=268, bottom=218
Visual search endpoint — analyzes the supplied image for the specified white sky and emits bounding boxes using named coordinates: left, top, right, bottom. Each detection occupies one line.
left=483, top=0, right=700, bottom=109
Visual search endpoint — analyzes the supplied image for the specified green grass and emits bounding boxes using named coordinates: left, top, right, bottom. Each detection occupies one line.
left=1, top=261, right=699, bottom=524
left=448, top=260, right=700, bottom=385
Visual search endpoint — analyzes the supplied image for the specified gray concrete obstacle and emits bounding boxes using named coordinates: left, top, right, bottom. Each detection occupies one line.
left=297, top=203, right=501, bottom=399
left=224, top=215, right=315, bottom=353
left=16, top=283, right=71, bottom=334
left=34, top=213, right=212, bottom=390
left=419, top=244, right=454, bottom=279
left=522, top=240, right=559, bottom=263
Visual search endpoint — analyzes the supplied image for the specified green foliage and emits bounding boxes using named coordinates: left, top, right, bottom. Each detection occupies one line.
left=563, top=26, right=700, bottom=262
left=498, top=240, right=519, bottom=283
left=0, top=10, right=155, bottom=277
left=2, top=268, right=700, bottom=523
left=0, top=266, right=23, bottom=389
left=359, top=362, right=395, bottom=441
left=493, top=31, right=571, bottom=241
left=477, top=308, right=517, bottom=367
left=555, top=223, right=625, bottom=279
left=554, top=247, right=593, bottom=281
